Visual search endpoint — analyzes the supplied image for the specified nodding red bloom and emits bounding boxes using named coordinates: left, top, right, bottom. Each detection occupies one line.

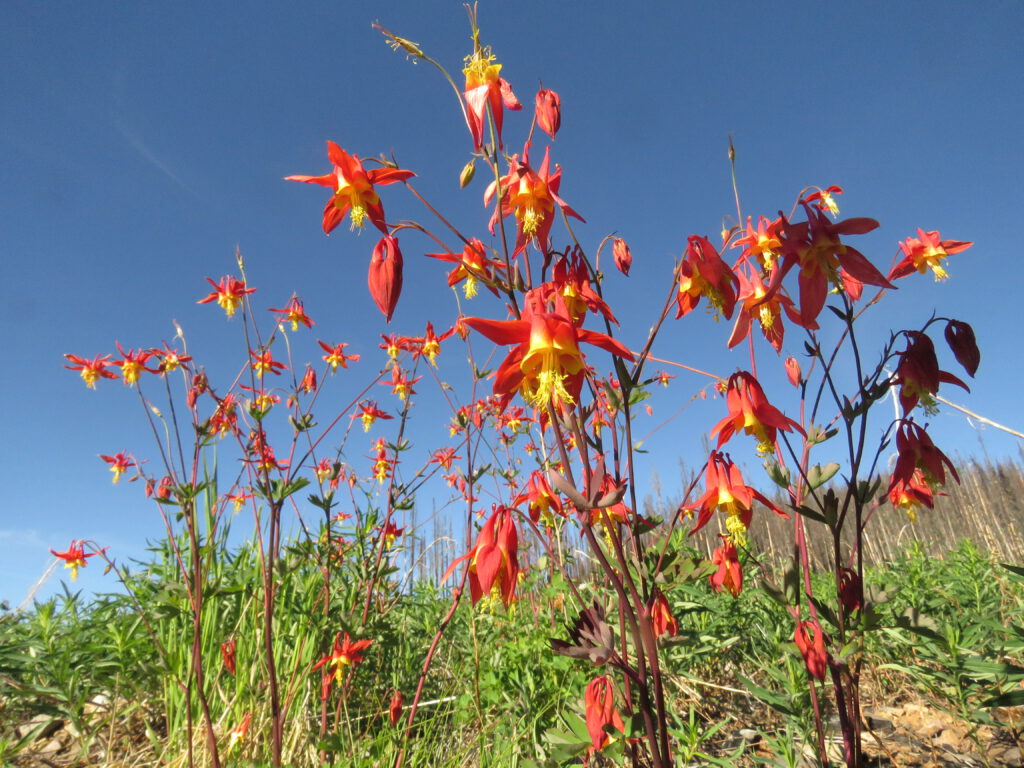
left=429, top=447, right=461, bottom=471
left=427, top=239, right=505, bottom=299
left=612, top=237, right=632, bottom=276
left=208, top=394, right=239, bottom=437
left=711, top=372, right=801, bottom=455
left=442, top=505, right=520, bottom=607
left=376, top=520, right=405, bottom=548
left=152, top=344, right=192, bottom=374
left=803, top=185, right=843, bottom=216
left=64, top=353, right=117, bottom=389
left=50, top=540, right=98, bottom=581
left=728, top=264, right=801, bottom=351
left=650, top=592, right=678, bottom=638
left=772, top=206, right=892, bottom=328
left=285, top=141, right=414, bottom=234
left=388, top=690, right=404, bottom=727
left=889, top=421, right=958, bottom=514
left=794, top=620, right=829, bottom=681
left=464, top=292, right=633, bottom=409
left=890, top=228, right=973, bottom=282
left=785, top=356, right=802, bottom=387
left=299, top=366, right=317, bottom=394
left=100, top=452, right=135, bottom=484
left=269, top=296, right=314, bottom=331
left=584, top=676, right=625, bottom=754
left=888, top=467, right=937, bottom=523
left=687, top=451, right=787, bottom=545
left=675, top=235, right=739, bottom=321
left=198, top=275, right=255, bottom=318
left=892, top=331, right=968, bottom=414
left=318, top=340, right=360, bottom=371
left=734, top=215, right=784, bottom=271
left=113, top=342, right=156, bottom=386
left=221, top=638, right=237, bottom=675
left=227, top=712, right=251, bottom=751
left=313, top=632, right=373, bottom=687
left=368, top=235, right=404, bottom=322
left=654, top=371, right=676, bottom=387
left=544, top=252, right=617, bottom=324
left=839, top=568, right=863, bottom=612
left=485, top=146, right=584, bottom=256
left=513, top=470, right=564, bottom=523
left=381, top=366, right=420, bottom=402
left=710, top=535, right=743, bottom=598
left=415, top=322, right=454, bottom=366
left=534, top=86, right=561, bottom=140
left=379, top=333, right=410, bottom=360
left=462, top=43, right=522, bottom=150
left=250, top=348, right=287, bottom=378
left=352, top=401, right=392, bottom=432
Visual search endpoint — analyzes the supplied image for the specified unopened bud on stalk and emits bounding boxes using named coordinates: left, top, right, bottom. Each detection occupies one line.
left=459, top=159, right=476, bottom=188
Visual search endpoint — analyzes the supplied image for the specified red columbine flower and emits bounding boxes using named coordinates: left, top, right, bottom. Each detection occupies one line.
left=710, top=372, right=801, bottom=455
left=890, top=228, right=973, bottom=282
left=250, top=348, right=287, bottom=378
left=50, top=541, right=98, bottom=581
left=888, top=467, right=937, bottom=523
left=795, top=620, right=829, bottom=681
left=735, top=215, right=784, bottom=271
left=513, top=470, right=564, bottom=524
left=376, top=521, right=405, bottom=548
left=113, top=342, right=156, bottom=386
left=381, top=366, right=420, bottom=402
left=100, top=452, right=135, bottom=484
left=889, top=421, right=958, bottom=502
left=64, top=353, right=118, bottom=389
left=675, top=235, right=739, bottom=320
left=650, top=592, right=678, bottom=638
left=352, top=401, right=392, bottom=432
left=892, top=331, right=968, bottom=414
left=612, top=237, right=632, bottom=276
left=839, top=568, right=863, bottom=612
left=227, top=712, right=251, bottom=751
left=485, top=146, right=584, bottom=256
left=388, top=690, right=404, bottom=726
left=298, top=366, right=317, bottom=395
left=944, top=320, right=980, bottom=378
left=198, top=275, right=255, bottom=318
left=221, top=638, right=237, bottom=675
left=313, top=632, right=373, bottom=687
left=803, top=185, right=843, bottom=216
left=429, top=447, right=461, bottom=471
left=152, top=344, right=192, bottom=374
left=417, top=322, right=454, bottom=366
left=534, top=86, right=561, bottom=140
left=728, top=264, right=801, bottom=350
left=545, top=252, right=617, bottom=324
left=710, top=535, right=743, bottom=598
left=464, top=292, right=633, bottom=409
left=269, top=296, right=314, bottom=331
left=688, top=451, right=787, bottom=544
left=584, top=676, right=625, bottom=754
left=442, top=505, right=520, bottom=607
left=427, top=239, right=505, bottom=299
left=286, top=142, right=414, bottom=234
left=318, top=341, right=360, bottom=371
left=368, top=235, right=404, bottom=322
left=462, top=43, right=521, bottom=150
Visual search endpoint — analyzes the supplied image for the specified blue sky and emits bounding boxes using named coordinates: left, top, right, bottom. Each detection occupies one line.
left=2, top=1, right=1022, bottom=606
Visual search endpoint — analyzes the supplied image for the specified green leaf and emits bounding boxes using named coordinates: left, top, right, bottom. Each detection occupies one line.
left=806, top=462, right=840, bottom=489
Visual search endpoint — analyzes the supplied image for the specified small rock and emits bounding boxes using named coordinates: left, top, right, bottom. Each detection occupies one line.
left=738, top=727, right=759, bottom=742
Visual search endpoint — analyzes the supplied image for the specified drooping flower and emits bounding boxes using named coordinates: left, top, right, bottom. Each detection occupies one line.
left=313, top=632, right=373, bottom=687
left=376, top=520, right=405, bottom=548
left=710, top=372, right=801, bottom=455
left=352, top=401, right=393, bottom=432
left=388, top=690, right=404, bottom=726
left=944, top=320, right=980, bottom=378
left=675, top=235, right=739, bottom=321
left=381, top=366, right=420, bottom=402
left=534, top=86, right=561, bottom=140
left=686, top=451, right=787, bottom=545
left=734, top=215, right=784, bottom=271
left=803, top=185, right=843, bottom=216
left=890, top=228, right=973, bottom=282
left=269, top=296, right=314, bottom=331
left=368, top=235, right=404, bottom=322
left=250, top=348, right=287, bottom=378
left=794, top=620, right=829, bottom=681
left=226, top=712, right=251, bottom=751
left=584, top=676, right=625, bottom=754
left=709, top=535, right=743, bottom=598
left=285, top=142, right=414, bottom=234
left=152, top=344, right=192, bottom=375
left=198, top=275, right=255, bottom=318
left=299, top=366, right=317, bottom=394
left=650, top=592, right=678, bottom=638
left=464, top=292, right=633, bottom=409
left=221, top=638, right=237, bottom=675
left=50, top=541, right=99, bottom=581
left=64, top=353, right=118, bottom=389
left=838, top=568, right=863, bottom=612
left=513, top=470, right=564, bottom=524
left=462, top=42, right=521, bottom=150
left=113, top=343, right=156, bottom=386
left=891, top=331, right=968, bottom=414
left=727, top=264, right=801, bottom=350
left=888, top=421, right=958, bottom=513
left=612, top=237, right=632, bottom=276
left=100, top=452, right=135, bottom=484
left=887, top=467, right=937, bottom=523
left=426, top=239, right=505, bottom=299
left=485, top=146, right=584, bottom=256
left=318, top=341, right=360, bottom=371
left=442, top=505, right=520, bottom=607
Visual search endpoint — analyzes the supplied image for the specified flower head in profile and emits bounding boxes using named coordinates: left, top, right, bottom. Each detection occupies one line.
left=584, top=676, right=625, bottom=754
left=352, top=401, right=392, bottom=432
left=50, top=540, right=100, bottom=581
left=686, top=451, right=787, bottom=545
left=462, top=36, right=521, bottom=150
left=427, top=239, right=505, bottom=299
left=890, top=228, right=973, bottom=282
left=64, top=354, right=117, bottom=389
left=710, top=535, right=743, bottom=598
left=113, top=342, right=156, bottom=386
left=319, top=341, right=360, bottom=371
left=313, top=632, right=373, bottom=687
left=795, top=620, right=829, bottom=681
left=442, top=504, right=520, bottom=607
left=286, top=142, right=414, bottom=234
left=710, top=372, right=801, bottom=455
left=650, top=592, right=678, bottom=638
left=534, top=86, right=561, bottom=140
left=269, top=296, right=314, bottom=331
left=198, top=275, right=255, bottom=318
left=226, top=712, right=251, bottom=751
left=675, top=235, right=739, bottom=321
left=100, top=452, right=135, bottom=484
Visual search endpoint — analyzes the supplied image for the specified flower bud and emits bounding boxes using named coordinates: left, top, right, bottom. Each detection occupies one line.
left=612, top=237, right=632, bottom=276
left=944, top=319, right=980, bottom=377
left=368, top=236, right=404, bottom=323
left=459, top=159, right=476, bottom=188
left=389, top=690, right=404, bottom=726
left=535, top=88, right=561, bottom=140
left=785, top=356, right=802, bottom=387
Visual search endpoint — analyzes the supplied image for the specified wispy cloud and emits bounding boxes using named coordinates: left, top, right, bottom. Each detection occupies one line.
left=112, top=119, right=197, bottom=196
